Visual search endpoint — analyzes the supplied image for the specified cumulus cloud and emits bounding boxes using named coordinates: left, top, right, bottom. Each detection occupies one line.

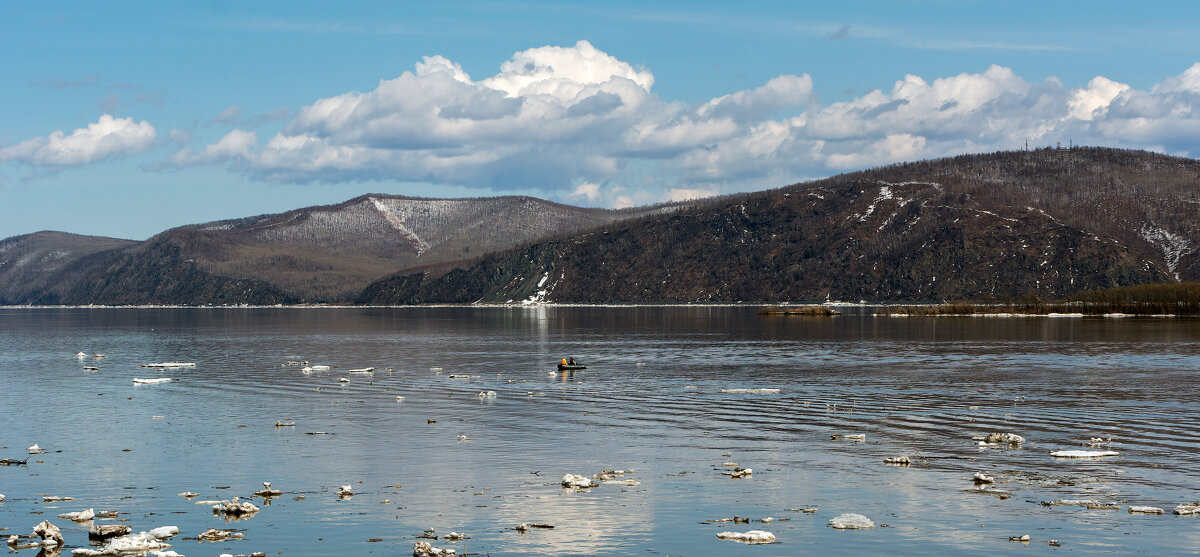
left=0, top=114, right=156, bottom=167
left=164, top=41, right=1200, bottom=205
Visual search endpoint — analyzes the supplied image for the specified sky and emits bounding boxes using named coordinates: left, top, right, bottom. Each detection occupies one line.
left=3, top=1, right=1200, bottom=241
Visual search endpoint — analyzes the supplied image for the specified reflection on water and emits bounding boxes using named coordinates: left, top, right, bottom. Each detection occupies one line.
left=1, top=307, right=1199, bottom=555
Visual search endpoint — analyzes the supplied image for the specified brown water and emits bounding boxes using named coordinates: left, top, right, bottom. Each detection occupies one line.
left=1, top=306, right=1198, bottom=555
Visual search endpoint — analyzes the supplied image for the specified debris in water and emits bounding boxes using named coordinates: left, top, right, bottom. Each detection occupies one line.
left=274, top=420, right=295, bottom=427
left=442, top=532, right=468, bottom=541
left=396, top=396, right=406, bottom=402
left=28, top=444, right=45, bottom=454
left=139, top=362, right=195, bottom=368
left=1040, top=499, right=1120, bottom=509
left=965, top=486, right=1013, bottom=499
left=457, top=435, right=472, bottom=441
left=476, top=391, right=497, bottom=398
left=43, top=496, right=73, bottom=502
left=514, top=523, right=554, bottom=532
left=715, top=530, right=776, bottom=544
left=1129, top=506, right=1165, bottom=514
left=883, top=456, right=910, bottom=465
left=58, top=508, right=95, bottom=521
left=830, top=434, right=865, bottom=441
left=133, top=377, right=173, bottom=384
left=973, top=472, right=996, bottom=484
left=348, top=367, right=374, bottom=373
left=310, top=365, right=331, bottom=371
left=337, top=485, right=354, bottom=497
left=338, top=377, right=350, bottom=383
left=721, top=388, right=781, bottom=394
left=1049, top=449, right=1119, bottom=458
left=83, top=366, right=99, bottom=371
left=1009, top=534, right=1031, bottom=542
left=829, top=513, right=875, bottom=529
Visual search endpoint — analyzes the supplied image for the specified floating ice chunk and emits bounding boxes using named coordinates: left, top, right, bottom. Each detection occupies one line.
left=973, top=472, right=995, bottom=484
left=965, top=486, right=1013, bottom=499
left=1010, top=534, right=1031, bottom=542
left=198, top=528, right=244, bottom=542
left=212, top=497, right=259, bottom=517
left=561, top=474, right=598, bottom=489
left=1129, top=506, right=1165, bottom=514
left=75, top=352, right=88, bottom=358
left=830, top=434, right=865, bottom=440
left=1174, top=502, right=1200, bottom=515
left=715, top=530, right=775, bottom=543
left=133, top=377, right=173, bottom=384
left=1040, top=499, right=1118, bottom=508
left=429, top=367, right=443, bottom=372
left=514, top=522, right=554, bottom=532
left=301, top=366, right=314, bottom=373
left=140, top=362, right=195, bottom=368
left=457, top=435, right=472, bottom=441
left=274, top=420, right=295, bottom=427
left=413, top=540, right=456, bottom=556
left=83, top=366, right=99, bottom=371
left=178, top=492, right=198, bottom=498
left=338, top=377, right=350, bottom=382
left=89, top=524, right=131, bottom=541
left=43, top=496, right=73, bottom=502
left=1050, top=449, right=1119, bottom=458
left=73, top=526, right=179, bottom=556
left=396, top=396, right=406, bottom=402
left=975, top=432, right=1025, bottom=446
left=59, top=508, right=95, bottom=521
left=311, top=365, right=331, bottom=371
left=348, top=367, right=374, bottom=373
left=883, top=456, right=911, bottom=465
left=0, top=494, right=4, bottom=502
left=760, top=517, right=775, bottom=523
left=443, top=532, right=468, bottom=541
left=829, top=513, right=875, bottom=529
left=253, top=482, right=282, bottom=497
left=476, top=390, right=497, bottom=398
left=723, top=467, right=753, bottom=479
left=28, top=444, right=44, bottom=453
left=337, top=485, right=353, bottom=496
left=34, top=520, right=64, bottom=546
left=721, top=388, right=781, bottom=394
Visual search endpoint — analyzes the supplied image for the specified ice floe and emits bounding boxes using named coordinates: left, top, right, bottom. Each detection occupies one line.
left=1174, top=502, right=1200, bottom=515
left=1129, top=506, right=1165, bottom=514
left=1050, top=449, right=1119, bottom=458
left=72, top=526, right=179, bottom=556
left=476, top=390, right=497, bottom=398
left=28, top=443, right=45, bottom=453
left=253, top=482, right=282, bottom=497
left=975, top=432, right=1025, bottom=446
left=972, top=472, right=995, bottom=484
left=721, top=388, right=781, bottom=394
left=883, top=456, right=911, bottom=465
left=830, top=433, right=865, bottom=441
left=212, top=497, right=259, bottom=518
left=133, top=377, right=173, bottom=384
left=829, top=513, right=875, bottom=529
left=715, top=530, right=776, bottom=543
left=58, top=508, right=95, bottom=521
left=514, top=522, right=554, bottom=532
left=89, top=524, right=132, bottom=541
left=413, top=540, right=456, bottom=556
left=561, top=474, right=598, bottom=489
left=139, top=362, right=195, bottom=368
left=198, top=528, right=245, bottom=542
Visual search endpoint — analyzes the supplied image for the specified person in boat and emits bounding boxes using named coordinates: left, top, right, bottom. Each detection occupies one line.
left=568, top=357, right=577, bottom=365
left=561, top=358, right=568, bottom=365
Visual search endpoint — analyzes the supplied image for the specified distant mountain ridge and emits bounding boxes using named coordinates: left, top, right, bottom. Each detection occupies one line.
left=358, top=148, right=1197, bottom=304
left=2, top=147, right=1196, bottom=306
left=0, top=194, right=679, bottom=305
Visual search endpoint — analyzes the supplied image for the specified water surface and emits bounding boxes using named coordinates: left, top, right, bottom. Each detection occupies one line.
left=2, top=307, right=1199, bottom=555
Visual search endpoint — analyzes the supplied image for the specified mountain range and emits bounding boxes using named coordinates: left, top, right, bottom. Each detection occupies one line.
left=2, top=147, right=1196, bottom=305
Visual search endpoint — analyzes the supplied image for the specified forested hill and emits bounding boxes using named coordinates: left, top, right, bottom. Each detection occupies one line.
left=357, top=147, right=1196, bottom=304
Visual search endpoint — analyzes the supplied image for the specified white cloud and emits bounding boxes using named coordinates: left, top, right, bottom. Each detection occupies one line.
left=0, top=114, right=156, bottom=167
left=163, top=41, right=1200, bottom=206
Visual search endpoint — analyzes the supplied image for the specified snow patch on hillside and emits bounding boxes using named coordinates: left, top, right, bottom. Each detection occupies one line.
left=1140, top=223, right=1194, bottom=280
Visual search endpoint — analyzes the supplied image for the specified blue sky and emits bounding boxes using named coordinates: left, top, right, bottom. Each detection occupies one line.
left=3, top=1, right=1200, bottom=240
